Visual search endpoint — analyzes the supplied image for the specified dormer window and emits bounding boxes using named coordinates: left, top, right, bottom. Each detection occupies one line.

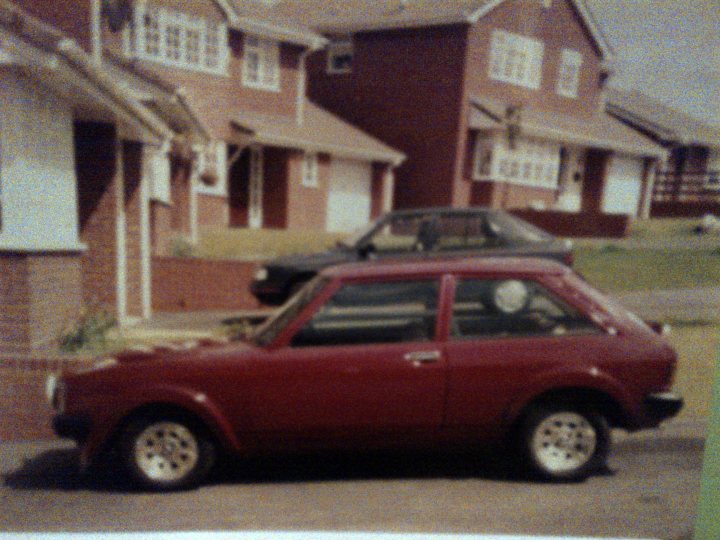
left=556, top=49, right=582, bottom=98
left=327, top=40, right=353, bottom=74
left=132, top=6, right=228, bottom=75
left=243, top=36, right=280, bottom=91
left=488, top=30, right=544, bottom=90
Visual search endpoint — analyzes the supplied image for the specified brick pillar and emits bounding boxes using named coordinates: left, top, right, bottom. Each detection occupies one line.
left=0, top=253, right=82, bottom=355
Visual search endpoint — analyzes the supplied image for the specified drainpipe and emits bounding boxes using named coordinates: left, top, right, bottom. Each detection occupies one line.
left=296, top=50, right=309, bottom=126
left=91, top=0, right=102, bottom=64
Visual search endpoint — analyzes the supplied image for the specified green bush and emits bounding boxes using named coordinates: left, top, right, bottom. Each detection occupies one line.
left=60, top=308, right=117, bottom=353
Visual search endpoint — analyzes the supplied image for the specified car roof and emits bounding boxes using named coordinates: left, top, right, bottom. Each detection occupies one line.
left=321, top=256, right=570, bottom=280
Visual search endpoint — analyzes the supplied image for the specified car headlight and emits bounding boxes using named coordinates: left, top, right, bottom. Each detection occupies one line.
left=45, top=374, right=66, bottom=413
left=255, top=268, right=268, bottom=281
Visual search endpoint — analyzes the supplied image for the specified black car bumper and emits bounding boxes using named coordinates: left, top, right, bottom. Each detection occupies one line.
left=644, top=392, right=684, bottom=423
left=52, top=414, right=91, bottom=443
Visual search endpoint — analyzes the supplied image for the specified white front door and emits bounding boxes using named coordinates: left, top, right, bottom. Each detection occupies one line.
left=326, top=158, right=372, bottom=233
left=603, top=155, right=644, bottom=216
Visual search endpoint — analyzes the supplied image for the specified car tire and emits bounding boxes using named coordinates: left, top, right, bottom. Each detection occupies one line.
left=517, top=404, right=609, bottom=482
left=119, top=414, right=216, bottom=491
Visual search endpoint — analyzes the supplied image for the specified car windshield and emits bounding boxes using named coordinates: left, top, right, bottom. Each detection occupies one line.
left=489, top=211, right=554, bottom=243
left=338, top=220, right=381, bottom=248
left=253, top=276, right=329, bottom=346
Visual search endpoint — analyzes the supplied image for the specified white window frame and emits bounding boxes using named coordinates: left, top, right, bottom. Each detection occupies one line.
left=473, top=134, right=560, bottom=190
left=132, top=5, right=228, bottom=75
left=556, top=49, right=582, bottom=98
left=242, top=35, right=281, bottom=91
left=489, top=30, right=544, bottom=90
left=327, top=39, right=353, bottom=74
left=302, top=153, right=319, bottom=188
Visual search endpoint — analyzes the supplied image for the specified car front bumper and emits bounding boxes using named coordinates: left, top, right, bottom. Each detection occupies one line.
left=644, top=391, right=684, bottom=423
left=52, top=413, right=91, bottom=443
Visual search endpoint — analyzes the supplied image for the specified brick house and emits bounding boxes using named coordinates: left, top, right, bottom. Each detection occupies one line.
left=257, top=0, right=667, bottom=227
left=606, top=88, right=720, bottom=218
left=97, top=0, right=404, bottom=241
left=1, top=0, right=403, bottom=354
left=0, top=0, right=190, bottom=354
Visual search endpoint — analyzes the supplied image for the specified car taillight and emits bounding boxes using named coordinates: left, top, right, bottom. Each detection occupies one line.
left=563, top=251, right=574, bottom=266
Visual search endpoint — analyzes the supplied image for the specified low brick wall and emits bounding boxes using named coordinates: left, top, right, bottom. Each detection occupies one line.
left=0, top=357, right=92, bottom=441
left=152, top=257, right=261, bottom=312
left=510, top=210, right=632, bottom=238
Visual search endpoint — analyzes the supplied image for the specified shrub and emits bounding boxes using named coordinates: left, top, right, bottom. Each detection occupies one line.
left=60, top=307, right=117, bottom=353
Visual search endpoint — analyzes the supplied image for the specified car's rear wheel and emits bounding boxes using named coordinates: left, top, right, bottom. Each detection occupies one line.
left=120, top=415, right=215, bottom=491
left=518, top=405, right=609, bottom=481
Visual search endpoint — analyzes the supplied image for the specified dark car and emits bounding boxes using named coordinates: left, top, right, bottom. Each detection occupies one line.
left=251, top=207, right=573, bottom=305
left=48, top=257, right=682, bottom=491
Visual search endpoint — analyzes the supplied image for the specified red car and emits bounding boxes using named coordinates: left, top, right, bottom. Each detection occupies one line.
left=47, top=258, right=682, bottom=490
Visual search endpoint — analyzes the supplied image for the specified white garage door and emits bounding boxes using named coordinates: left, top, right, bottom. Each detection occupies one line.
left=603, top=155, right=644, bottom=216
left=326, top=158, right=372, bottom=233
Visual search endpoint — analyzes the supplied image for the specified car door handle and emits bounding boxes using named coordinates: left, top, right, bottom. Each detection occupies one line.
left=403, top=350, right=441, bottom=363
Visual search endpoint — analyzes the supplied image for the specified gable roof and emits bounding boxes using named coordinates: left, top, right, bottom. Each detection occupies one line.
left=231, top=101, right=405, bottom=165
left=0, top=0, right=173, bottom=144
left=605, top=87, right=720, bottom=149
left=469, top=94, right=666, bottom=159
left=241, top=0, right=611, bottom=60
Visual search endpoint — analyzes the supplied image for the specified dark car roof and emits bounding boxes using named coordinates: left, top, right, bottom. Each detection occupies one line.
left=321, top=256, right=571, bottom=280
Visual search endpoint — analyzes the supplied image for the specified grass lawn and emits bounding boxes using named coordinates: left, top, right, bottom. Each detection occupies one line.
left=574, top=247, right=720, bottom=292
left=667, top=324, right=719, bottom=420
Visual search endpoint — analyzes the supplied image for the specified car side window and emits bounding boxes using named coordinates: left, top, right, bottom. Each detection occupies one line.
left=368, top=216, right=431, bottom=253
left=435, top=215, right=501, bottom=251
left=451, top=279, right=600, bottom=340
left=291, top=280, right=439, bottom=347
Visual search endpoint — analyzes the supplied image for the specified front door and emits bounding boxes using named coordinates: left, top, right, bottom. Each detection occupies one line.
left=228, top=146, right=263, bottom=228
left=246, top=279, right=447, bottom=450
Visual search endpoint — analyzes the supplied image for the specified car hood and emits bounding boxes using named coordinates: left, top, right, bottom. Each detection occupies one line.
left=112, top=338, right=256, bottom=364
left=265, top=248, right=357, bottom=272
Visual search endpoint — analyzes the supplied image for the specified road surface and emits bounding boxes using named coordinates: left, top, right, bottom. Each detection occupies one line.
left=0, top=420, right=705, bottom=539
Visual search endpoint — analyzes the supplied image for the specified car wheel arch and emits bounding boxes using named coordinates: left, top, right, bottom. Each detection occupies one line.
left=507, top=387, right=630, bottom=433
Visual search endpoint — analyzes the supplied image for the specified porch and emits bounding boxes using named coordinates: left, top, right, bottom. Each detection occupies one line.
left=651, top=170, right=720, bottom=217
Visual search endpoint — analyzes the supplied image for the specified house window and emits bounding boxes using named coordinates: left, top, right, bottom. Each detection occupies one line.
left=556, top=49, right=582, bottom=98
left=473, top=135, right=560, bottom=189
left=133, top=5, right=228, bottom=75
left=489, top=30, right=544, bottom=90
left=243, top=36, right=280, bottom=91
left=327, top=40, right=353, bottom=74
left=302, top=153, right=319, bottom=187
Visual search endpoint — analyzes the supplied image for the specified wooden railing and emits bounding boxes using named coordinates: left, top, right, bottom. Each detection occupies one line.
left=653, top=170, right=720, bottom=202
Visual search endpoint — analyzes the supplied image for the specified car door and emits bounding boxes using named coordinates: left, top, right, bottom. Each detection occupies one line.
left=245, top=278, right=447, bottom=450
left=443, top=276, right=605, bottom=440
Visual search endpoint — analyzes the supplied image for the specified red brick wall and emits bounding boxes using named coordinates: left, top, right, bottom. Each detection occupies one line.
left=464, top=0, right=605, bottom=120
left=102, top=0, right=302, bottom=139
left=76, top=122, right=118, bottom=312
left=170, top=160, right=192, bottom=236
left=198, top=194, right=229, bottom=228
left=150, top=201, right=174, bottom=256
left=0, top=254, right=82, bottom=356
left=0, top=357, right=91, bottom=440
left=20, top=0, right=93, bottom=52
left=470, top=181, right=557, bottom=210
left=123, top=142, right=144, bottom=318
left=307, top=25, right=468, bottom=210
left=152, top=257, right=260, bottom=311
left=510, top=209, right=631, bottom=238
left=286, top=152, right=330, bottom=231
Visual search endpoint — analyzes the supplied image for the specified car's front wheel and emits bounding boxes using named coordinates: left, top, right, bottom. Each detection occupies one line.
left=119, top=415, right=216, bottom=491
left=518, top=405, right=609, bottom=481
